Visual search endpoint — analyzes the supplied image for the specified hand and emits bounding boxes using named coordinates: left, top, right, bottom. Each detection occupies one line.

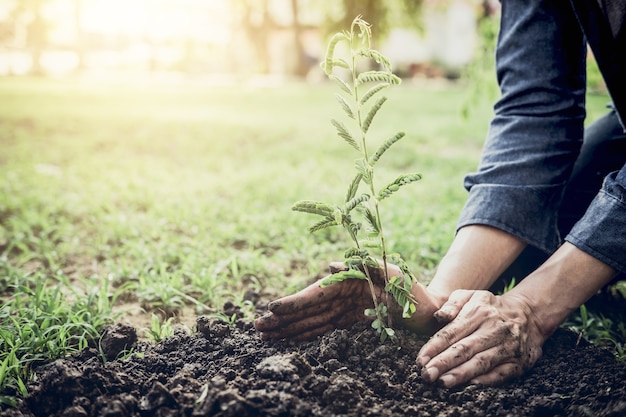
left=417, top=289, right=545, bottom=388
left=255, top=261, right=440, bottom=340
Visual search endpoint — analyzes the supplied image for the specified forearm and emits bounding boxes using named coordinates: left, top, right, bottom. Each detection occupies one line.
left=426, top=225, right=527, bottom=306
left=506, top=242, right=618, bottom=338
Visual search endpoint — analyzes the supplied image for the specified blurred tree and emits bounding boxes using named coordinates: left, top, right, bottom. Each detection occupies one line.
left=461, top=0, right=500, bottom=118
left=0, top=0, right=51, bottom=75
left=24, top=0, right=48, bottom=75
left=290, top=0, right=307, bottom=77
left=316, top=0, right=425, bottom=45
left=73, top=0, right=85, bottom=73
left=231, top=0, right=426, bottom=77
left=234, top=0, right=274, bottom=74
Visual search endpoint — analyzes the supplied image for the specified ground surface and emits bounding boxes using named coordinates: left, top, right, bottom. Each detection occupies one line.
left=5, top=303, right=626, bottom=417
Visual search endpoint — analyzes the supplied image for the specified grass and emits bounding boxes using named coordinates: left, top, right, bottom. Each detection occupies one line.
left=0, top=76, right=621, bottom=403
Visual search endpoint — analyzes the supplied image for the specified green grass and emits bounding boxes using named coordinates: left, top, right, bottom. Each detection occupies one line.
left=0, top=76, right=620, bottom=402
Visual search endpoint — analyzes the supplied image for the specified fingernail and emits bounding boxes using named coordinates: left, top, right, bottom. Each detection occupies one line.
left=439, top=374, right=456, bottom=388
left=422, top=367, right=439, bottom=382
left=417, top=355, right=430, bottom=367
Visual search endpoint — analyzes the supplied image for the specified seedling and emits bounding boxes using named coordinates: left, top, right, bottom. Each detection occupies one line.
left=0, top=273, right=116, bottom=402
left=144, top=314, right=175, bottom=343
left=292, top=16, right=420, bottom=341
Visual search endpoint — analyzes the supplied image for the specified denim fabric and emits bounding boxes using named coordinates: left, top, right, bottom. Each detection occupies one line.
left=558, top=109, right=626, bottom=234
left=457, top=0, right=626, bottom=274
left=570, top=0, right=626, bottom=125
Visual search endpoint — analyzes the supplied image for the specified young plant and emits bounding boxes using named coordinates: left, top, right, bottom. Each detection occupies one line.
left=144, top=314, right=175, bottom=343
left=0, top=273, right=116, bottom=404
left=292, top=16, right=421, bottom=341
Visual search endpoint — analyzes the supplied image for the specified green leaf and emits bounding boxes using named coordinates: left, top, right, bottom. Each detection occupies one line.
left=344, top=256, right=363, bottom=269
left=352, top=17, right=372, bottom=50
left=360, top=83, right=390, bottom=105
left=388, top=253, right=417, bottom=285
left=359, top=206, right=379, bottom=234
left=344, top=193, right=369, bottom=213
left=385, top=275, right=417, bottom=319
left=16, top=376, right=27, bottom=397
left=371, top=132, right=406, bottom=165
left=380, top=329, right=388, bottom=342
left=0, top=356, right=9, bottom=383
left=580, top=304, right=588, bottom=327
left=358, top=238, right=381, bottom=249
left=377, top=303, right=388, bottom=316
left=335, top=94, right=355, bottom=119
left=356, top=71, right=401, bottom=86
left=343, top=217, right=361, bottom=241
left=361, top=96, right=387, bottom=134
left=332, top=58, right=350, bottom=69
left=364, top=308, right=377, bottom=317
left=329, top=75, right=352, bottom=95
left=355, top=158, right=372, bottom=185
left=363, top=256, right=380, bottom=270
left=344, top=247, right=368, bottom=259
left=321, top=32, right=348, bottom=74
left=381, top=327, right=396, bottom=343
left=331, top=119, right=360, bottom=152
left=345, top=173, right=362, bottom=202
left=377, top=173, right=422, bottom=200
left=0, top=395, right=17, bottom=408
left=320, top=270, right=368, bottom=287
left=371, top=319, right=381, bottom=330
left=292, top=200, right=335, bottom=217
left=403, top=302, right=417, bottom=318
left=358, top=49, right=392, bottom=72
left=308, top=217, right=338, bottom=233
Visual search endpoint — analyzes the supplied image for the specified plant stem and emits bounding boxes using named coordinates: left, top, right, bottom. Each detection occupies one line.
left=349, top=28, right=391, bottom=329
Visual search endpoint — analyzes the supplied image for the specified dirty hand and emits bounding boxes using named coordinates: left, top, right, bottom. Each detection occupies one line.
left=417, top=290, right=545, bottom=388
left=255, top=262, right=440, bottom=341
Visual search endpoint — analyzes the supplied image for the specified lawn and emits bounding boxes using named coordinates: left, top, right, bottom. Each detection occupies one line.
left=0, top=76, right=619, bottom=402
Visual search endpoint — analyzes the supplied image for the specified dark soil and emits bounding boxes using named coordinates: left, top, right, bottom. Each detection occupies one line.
left=5, top=303, right=626, bottom=417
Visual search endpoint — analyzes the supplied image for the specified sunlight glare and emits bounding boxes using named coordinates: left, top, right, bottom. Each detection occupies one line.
left=79, top=0, right=232, bottom=43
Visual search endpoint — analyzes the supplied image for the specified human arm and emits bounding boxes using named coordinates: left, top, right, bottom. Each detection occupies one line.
left=417, top=242, right=618, bottom=388
left=409, top=0, right=624, bottom=387
left=424, top=224, right=526, bottom=307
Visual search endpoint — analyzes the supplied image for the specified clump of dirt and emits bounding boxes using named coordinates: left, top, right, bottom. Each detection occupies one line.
left=4, top=308, right=626, bottom=417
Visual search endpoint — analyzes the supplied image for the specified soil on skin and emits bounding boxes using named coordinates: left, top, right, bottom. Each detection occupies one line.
left=4, top=302, right=626, bottom=417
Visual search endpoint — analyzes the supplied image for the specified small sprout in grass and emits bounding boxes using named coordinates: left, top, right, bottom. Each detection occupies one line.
left=292, top=16, right=421, bottom=342
left=144, top=314, right=175, bottom=343
left=208, top=311, right=238, bottom=327
left=0, top=273, right=116, bottom=401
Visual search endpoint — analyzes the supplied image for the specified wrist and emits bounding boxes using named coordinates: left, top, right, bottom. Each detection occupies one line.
left=427, top=225, right=526, bottom=299
left=507, top=243, right=617, bottom=338
left=426, top=288, right=448, bottom=310
left=387, top=281, right=444, bottom=334
left=503, top=291, right=559, bottom=340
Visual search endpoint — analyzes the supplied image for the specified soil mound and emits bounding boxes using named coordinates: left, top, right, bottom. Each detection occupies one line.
left=4, top=316, right=626, bottom=417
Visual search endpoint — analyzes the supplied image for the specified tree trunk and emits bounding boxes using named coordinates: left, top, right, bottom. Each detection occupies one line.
left=290, top=0, right=308, bottom=77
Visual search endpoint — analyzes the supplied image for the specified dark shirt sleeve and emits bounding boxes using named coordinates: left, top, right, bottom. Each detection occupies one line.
left=458, top=0, right=587, bottom=253
left=566, top=168, right=626, bottom=272
left=458, top=0, right=626, bottom=274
